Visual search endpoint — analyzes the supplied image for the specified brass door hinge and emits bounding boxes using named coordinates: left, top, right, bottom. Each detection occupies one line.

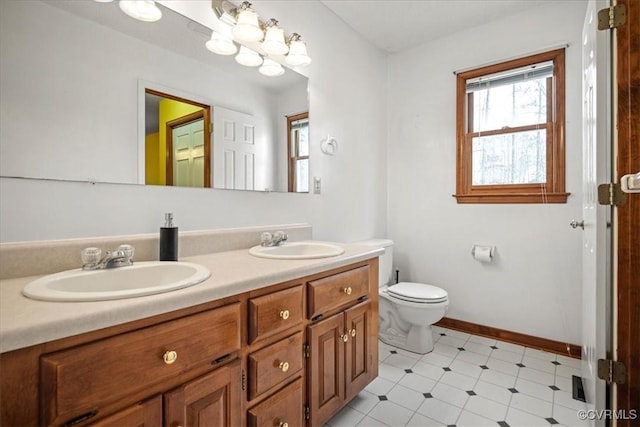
left=598, top=183, right=627, bottom=206
left=303, top=344, right=310, bottom=359
left=598, top=4, right=627, bottom=30
left=304, top=405, right=310, bottom=420
left=241, top=369, right=246, bottom=391
left=597, top=358, right=626, bottom=384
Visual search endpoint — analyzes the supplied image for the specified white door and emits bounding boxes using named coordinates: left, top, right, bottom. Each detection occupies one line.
left=580, top=0, right=611, bottom=422
left=213, top=106, right=256, bottom=190
left=173, top=119, right=205, bottom=188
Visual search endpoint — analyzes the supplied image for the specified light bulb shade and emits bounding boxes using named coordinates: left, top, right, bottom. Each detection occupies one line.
left=262, top=25, right=289, bottom=55
left=119, top=0, right=162, bottom=22
left=206, top=31, right=237, bottom=55
left=259, top=58, right=285, bottom=77
left=232, top=9, right=263, bottom=42
left=285, top=39, right=311, bottom=66
left=235, top=46, right=263, bottom=67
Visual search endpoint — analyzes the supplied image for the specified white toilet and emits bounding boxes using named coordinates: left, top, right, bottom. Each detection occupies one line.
left=358, top=239, right=449, bottom=354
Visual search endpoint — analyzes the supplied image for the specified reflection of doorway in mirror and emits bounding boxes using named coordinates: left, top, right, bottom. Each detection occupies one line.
left=287, top=112, right=310, bottom=193
left=168, top=114, right=205, bottom=188
left=144, top=89, right=211, bottom=187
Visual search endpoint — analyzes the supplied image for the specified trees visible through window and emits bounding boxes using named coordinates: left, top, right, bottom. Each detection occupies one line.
left=454, top=49, right=569, bottom=203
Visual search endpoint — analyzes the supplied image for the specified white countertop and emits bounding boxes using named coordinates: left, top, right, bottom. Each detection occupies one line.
left=0, top=243, right=383, bottom=353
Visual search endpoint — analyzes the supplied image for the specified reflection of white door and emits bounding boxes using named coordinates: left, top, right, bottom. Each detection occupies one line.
left=213, top=106, right=256, bottom=190
left=173, top=119, right=205, bottom=187
left=581, top=0, right=610, bottom=421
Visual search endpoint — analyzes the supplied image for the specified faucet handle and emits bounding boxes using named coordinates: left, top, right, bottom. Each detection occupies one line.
left=117, top=244, right=135, bottom=260
left=81, top=247, right=102, bottom=265
left=261, top=232, right=273, bottom=246
left=274, top=231, right=288, bottom=242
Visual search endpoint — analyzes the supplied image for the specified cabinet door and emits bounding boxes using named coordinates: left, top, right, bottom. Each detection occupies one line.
left=307, top=313, right=345, bottom=427
left=164, top=360, right=240, bottom=427
left=90, top=395, right=162, bottom=427
left=344, top=300, right=377, bottom=402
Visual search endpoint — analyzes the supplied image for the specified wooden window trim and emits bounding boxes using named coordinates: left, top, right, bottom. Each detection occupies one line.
left=454, top=49, right=569, bottom=204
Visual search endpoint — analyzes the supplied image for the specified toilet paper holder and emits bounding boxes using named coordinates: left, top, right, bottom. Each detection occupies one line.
left=471, top=245, right=495, bottom=262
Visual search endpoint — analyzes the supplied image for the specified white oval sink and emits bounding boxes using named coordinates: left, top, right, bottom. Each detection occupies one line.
left=22, top=261, right=211, bottom=302
left=249, top=241, right=345, bottom=260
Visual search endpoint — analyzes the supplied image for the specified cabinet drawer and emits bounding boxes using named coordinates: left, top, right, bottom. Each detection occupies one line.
left=247, top=377, right=303, bottom=427
left=41, top=303, right=241, bottom=426
left=308, top=266, right=369, bottom=318
left=248, top=285, right=303, bottom=343
left=248, top=332, right=303, bottom=401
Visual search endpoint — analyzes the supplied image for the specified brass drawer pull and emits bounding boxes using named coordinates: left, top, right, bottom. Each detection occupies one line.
left=278, top=361, right=290, bottom=372
left=350, top=328, right=356, bottom=337
left=279, top=422, right=289, bottom=427
left=163, top=350, right=178, bottom=365
left=279, top=310, right=290, bottom=320
left=343, top=287, right=352, bottom=295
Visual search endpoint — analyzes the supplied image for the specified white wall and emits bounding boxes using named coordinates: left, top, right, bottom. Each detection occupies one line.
left=387, top=1, right=587, bottom=344
left=0, top=0, right=388, bottom=243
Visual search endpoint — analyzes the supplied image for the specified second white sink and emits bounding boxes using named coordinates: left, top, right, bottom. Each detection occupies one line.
left=249, top=241, right=345, bottom=260
left=22, top=261, right=211, bottom=302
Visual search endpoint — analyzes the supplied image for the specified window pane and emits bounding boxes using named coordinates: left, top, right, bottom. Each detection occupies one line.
left=472, top=130, right=546, bottom=185
left=472, top=78, right=548, bottom=132
left=295, top=159, right=309, bottom=192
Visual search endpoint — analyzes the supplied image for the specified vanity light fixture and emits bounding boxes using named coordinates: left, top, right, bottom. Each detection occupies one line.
left=235, top=46, right=263, bottom=67
left=206, top=31, right=238, bottom=55
left=118, top=0, right=162, bottom=22
left=232, top=2, right=263, bottom=42
left=286, top=33, right=312, bottom=67
left=261, top=19, right=289, bottom=55
left=210, top=0, right=312, bottom=76
left=258, top=58, right=285, bottom=77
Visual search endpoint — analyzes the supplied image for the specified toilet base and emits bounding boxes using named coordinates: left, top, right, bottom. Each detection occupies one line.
left=379, top=324, right=435, bottom=354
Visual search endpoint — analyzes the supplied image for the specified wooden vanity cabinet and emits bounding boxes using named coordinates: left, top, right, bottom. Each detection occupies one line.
left=306, top=266, right=378, bottom=427
left=0, top=258, right=379, bottom=427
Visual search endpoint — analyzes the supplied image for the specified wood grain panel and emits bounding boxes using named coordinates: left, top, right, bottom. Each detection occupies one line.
left=248, top=285, right=303, bottom=343
left=308, top=266, right=369, bottom=319
left=247, top=378, right=303, bottom=427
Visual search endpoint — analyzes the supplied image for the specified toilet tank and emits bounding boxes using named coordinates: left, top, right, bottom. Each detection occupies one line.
left=355, top=239, right=394, bottom=288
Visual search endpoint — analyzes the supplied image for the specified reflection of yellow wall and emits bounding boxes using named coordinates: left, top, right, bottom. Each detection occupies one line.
left=145, top=133, right=160, bottom=184
left=157, top=99, right=203, bottom=185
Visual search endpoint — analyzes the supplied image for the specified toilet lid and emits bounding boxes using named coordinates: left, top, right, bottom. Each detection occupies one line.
left=387, top=282, right=448, bottom=303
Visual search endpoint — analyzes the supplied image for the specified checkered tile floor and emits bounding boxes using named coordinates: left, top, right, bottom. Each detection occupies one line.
left=326, top=326, right=590, bottom=427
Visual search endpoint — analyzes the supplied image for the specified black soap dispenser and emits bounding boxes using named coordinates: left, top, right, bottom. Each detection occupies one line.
left=159, top=213, right=178, bottom=261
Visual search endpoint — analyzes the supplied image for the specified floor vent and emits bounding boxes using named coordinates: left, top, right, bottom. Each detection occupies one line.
left=572, top=375, right=587, bottom=402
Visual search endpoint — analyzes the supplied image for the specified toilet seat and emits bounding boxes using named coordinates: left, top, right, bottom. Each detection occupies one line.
left=386, top=282, right=448, bottom=304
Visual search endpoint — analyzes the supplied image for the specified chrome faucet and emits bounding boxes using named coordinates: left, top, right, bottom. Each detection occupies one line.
left=260, top=231, right=288, bottom=247
left=81, top=245, right=134, bottom=270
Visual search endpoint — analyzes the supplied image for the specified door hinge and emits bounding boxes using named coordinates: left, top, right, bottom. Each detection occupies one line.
left=303, top=344, right=310, bottom=359
left=598, top=4, right=627, bottom=30
left=241, top=368, right=246, bottom=391
left=597, top=359, right=626, bottom=384
left=597, top=183, right=627, bottom=206
left=304, top=405, right=310, bottom=420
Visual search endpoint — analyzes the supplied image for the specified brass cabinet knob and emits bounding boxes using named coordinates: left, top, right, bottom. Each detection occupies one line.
left=163, top=350, right=178, bottom=365
left=279, top=310, right=290, bottom=320
left=350, top=328, right=356, bottom=337
left=278, top=361, right=290, bottom=372
left=341, top=333, right=349, bottom=343
left=343, top=287, right=352, bottom=295
left=279, top=422, right=289, bottom=427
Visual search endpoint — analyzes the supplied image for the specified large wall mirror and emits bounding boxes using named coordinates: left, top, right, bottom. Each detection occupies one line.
left=0, top=0, right=310, bottom=193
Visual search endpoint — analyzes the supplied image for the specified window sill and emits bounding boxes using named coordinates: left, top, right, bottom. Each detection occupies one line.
left=453, top=192, right=570, bottom=204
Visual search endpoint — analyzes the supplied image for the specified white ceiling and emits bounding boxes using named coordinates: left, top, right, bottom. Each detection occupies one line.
left=320, top=0, right=554, bottom=54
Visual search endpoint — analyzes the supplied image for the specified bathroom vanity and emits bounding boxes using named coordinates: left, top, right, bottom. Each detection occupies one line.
left=0, top=240, right=381, bottom=427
